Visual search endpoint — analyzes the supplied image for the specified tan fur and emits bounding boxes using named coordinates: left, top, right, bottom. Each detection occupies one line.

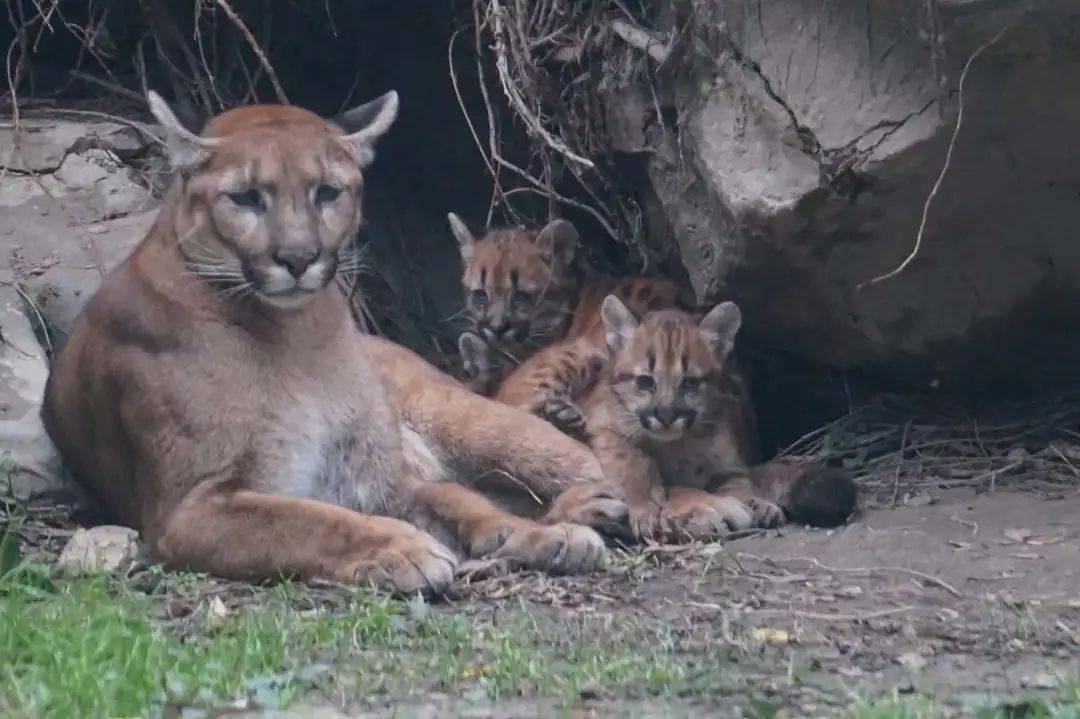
left=580, top=297, right=855, bottom=541
left=451, top=215, right=686, bottom=435
left=40, top=94, right=623, bottom=594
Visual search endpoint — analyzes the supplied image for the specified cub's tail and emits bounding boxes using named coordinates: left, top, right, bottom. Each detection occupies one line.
left=751, top=461, right=857, bottom=528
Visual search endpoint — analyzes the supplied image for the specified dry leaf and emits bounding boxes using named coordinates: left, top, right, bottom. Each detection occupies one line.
left=752, top=627, right=791, bottom=644
left=1003, top=527, right=1032, bottom=544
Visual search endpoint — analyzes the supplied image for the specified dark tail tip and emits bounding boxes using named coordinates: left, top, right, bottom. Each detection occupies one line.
left=784, top=466, right=857, bottom=528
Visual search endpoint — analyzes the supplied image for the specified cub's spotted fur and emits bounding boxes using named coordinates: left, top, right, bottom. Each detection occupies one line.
left=580, top=296, right=856, bottom=541
left=451, top=214, right=686, bottom=435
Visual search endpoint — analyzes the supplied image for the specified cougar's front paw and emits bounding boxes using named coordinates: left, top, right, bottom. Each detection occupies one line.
left=341, top=532, right=458, bottom=594
left=471, top=517, right=607, bottom=574
left=628, top=501, right=665, bottom=541
left=661, top=492, right=754, bottom=542
left=540, top=399, right=587, bottom=437
left=543, top=484, right=629, bottom=537
left=748, top=498, right=786, bottom=529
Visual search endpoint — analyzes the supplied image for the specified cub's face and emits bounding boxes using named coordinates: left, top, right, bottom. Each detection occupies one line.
left=149, top=91, right=398, bottom=309
left=602, top=296, right=742, bottom=442
left=448, top=215, right=579, bottom=351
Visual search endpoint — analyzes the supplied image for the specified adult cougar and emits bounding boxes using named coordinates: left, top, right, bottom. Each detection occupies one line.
left=41, top=91, right=624, bottom=593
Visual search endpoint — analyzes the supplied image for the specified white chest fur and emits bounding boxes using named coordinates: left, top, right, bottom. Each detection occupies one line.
left=259, top=391, right=399, bottom=514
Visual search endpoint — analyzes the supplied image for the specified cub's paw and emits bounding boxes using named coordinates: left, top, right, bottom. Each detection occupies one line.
left=471, top=517, right=607, bottom=574
left=748, top=498, right=786, bottom=529
left=629, top=501, right=665, bottom=542
left=543, top=484, right=629, bottom=537
left=661, top=492, right=754, bottom=542
left=540, top=399, right=587, bottom=437
left=341, top=532, right=458, bottom=594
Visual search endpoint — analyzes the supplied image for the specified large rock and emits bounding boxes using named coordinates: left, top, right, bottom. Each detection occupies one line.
left=614, top=0, right=1080, bottom=387
left=0, top=116, right=160, bottom=501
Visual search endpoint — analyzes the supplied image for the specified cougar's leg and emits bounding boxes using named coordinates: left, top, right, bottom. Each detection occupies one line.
left=155, top=480, right=457, bottom=593
left=588, top=429, right=665, bottom=540
left=660, top=486, right=757, bottom=542
left=405, top=479, right=606, bottom=574
left=495, top=337, right=606, bottom=438
left=367, top=336, right=607, bottom=498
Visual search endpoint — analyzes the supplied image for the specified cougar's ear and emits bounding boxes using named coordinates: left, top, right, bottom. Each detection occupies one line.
left=458, top=331, right=490, bottom=371
left=699, top=301, right=742, bottom=363
left=147, top=91, right=216, bottom=170
left=601, top=294, right=638, bottom=353
left=448, top=213, right=476, bottom=265
left=334, top=90, right=399, bottom=167
left=534, top=218, right=579, bottom=271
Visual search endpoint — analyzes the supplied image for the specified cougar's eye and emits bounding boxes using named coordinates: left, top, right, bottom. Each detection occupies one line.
left=227, top=188, right=264, bottom=210
left=680, top=376, right=703, bottom=392
left=634, top=375, right=656, bottom=392
left=471, top=289, right=488, bottom=308
left=314, top=184, right=341, bottom=206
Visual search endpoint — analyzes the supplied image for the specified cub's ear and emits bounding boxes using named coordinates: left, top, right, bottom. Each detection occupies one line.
left=457, top=331, right=490, bottom=371
left=147, top=91, right=216, bottom=170
left=699, top=301, right=742, bottom=363
left=601, top=294, right=638, bottom=353
left=447, top=213, right=476, bottom=265
left=334, top=90, right=399, bottom=167
left=534, top=218, right=579, bottom=272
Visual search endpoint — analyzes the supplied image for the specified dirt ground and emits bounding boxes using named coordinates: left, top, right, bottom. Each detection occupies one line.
left=143, top=485, right=1079, bottom=718
left=8, top=484, right=1078, bottom=718
left=411, top=487, right=1080, bottom=717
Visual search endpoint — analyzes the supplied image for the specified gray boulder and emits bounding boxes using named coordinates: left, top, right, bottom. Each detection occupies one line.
left=612, top=0, right=1077, bottom=384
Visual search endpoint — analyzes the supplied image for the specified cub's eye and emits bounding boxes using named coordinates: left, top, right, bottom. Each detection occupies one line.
left=471, top=289, right=488, bottom=308
left=314, top=184, right=341, bottom=205
left=513, top=290, right=536, bottom=307
left=634, top=375, right=656, bottom=392
left=680, top=376, right=703, bottom=392
left=227, top=188, right=264, bottom=210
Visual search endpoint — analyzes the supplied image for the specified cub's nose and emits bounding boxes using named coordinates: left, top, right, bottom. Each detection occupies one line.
left=481, top=319, right=510, bottom=341
left=272, top=247, right=319, bottom=278
left=651, top=408, right=695, bottom=429
left=653, top=408, right=679, bottom=428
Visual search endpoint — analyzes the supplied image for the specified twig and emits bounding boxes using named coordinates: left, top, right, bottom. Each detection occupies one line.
left=213, top=0, right=287, bottom=104
left=68, top=70, right=146, bottom=104
left=738, top=554, right=963, bottom=598
left=752, top=606, right=916, bottom=622
left=859, top=23, right=1011, bottom=288
left=448, top=26, right=512, bottom=214
left=890, top=419, right=912, bottom=507
left=609, top=17, right=670, bottom=63
left=14, top=285, right=52, bottom=356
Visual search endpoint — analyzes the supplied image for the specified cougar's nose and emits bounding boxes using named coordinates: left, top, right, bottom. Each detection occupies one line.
left=272, top=247, right=319, bottom=278
left=653, top=408, right=679, bottom=428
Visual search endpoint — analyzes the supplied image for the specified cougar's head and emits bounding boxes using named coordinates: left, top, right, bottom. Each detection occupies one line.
left=601, top=296, right=742, bottom=442
left=149, top=90, right=398, bottom=309
left=448, top=215, right=579, bottom=350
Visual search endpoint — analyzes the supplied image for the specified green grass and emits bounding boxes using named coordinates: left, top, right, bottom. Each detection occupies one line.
left=0, top=560, right=693, bottom=718
left=850, top=686, right=1080, bottom=719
